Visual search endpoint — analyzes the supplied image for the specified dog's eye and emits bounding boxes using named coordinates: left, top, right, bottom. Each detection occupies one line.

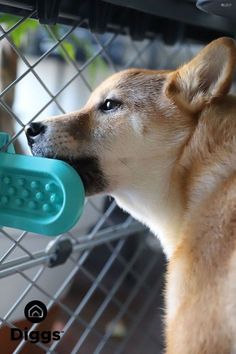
left=100, top=99, right=121, bottom=112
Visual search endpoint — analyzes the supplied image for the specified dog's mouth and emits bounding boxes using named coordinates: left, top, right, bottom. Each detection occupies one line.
left=60, top=156, right=108, bottom=196
left=37, top=153, right=107, bottom=196
left=27, top=136, right=108, bottom=195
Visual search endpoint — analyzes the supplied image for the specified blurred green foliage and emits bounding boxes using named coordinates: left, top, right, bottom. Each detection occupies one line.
left=0, top=14, right=76, bottom=60
left=0, top=13, right=108, bottom=77
left=0, top=14, right=39, bottom=47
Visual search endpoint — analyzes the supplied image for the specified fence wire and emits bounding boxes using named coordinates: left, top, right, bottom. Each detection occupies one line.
left=0, top=11, right=201, bottom=354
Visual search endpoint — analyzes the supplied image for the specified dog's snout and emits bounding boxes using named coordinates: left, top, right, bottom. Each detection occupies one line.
left=25, top=122, right=46, bottom=139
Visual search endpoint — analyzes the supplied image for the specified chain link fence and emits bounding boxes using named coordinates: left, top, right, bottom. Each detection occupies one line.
left=0, top=9, right=204, bottom=354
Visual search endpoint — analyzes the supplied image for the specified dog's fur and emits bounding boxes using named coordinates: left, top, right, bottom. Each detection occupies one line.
left=26, top=37, right=236, bottom=354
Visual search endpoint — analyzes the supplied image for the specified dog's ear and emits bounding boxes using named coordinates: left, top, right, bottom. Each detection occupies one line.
left=165, top=37, right=236, bottom=113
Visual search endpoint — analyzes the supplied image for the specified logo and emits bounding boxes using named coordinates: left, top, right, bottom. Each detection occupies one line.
left=24, top=300, right=47, bottom=323
left=10, top=300, right=64, bottom=344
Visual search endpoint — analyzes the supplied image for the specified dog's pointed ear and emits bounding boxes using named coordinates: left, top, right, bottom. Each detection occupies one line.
left=165, top=37, right=236, bottom=113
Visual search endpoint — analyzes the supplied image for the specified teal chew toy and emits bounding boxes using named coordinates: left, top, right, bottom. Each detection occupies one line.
left=0, top=133, right=85, bottom=236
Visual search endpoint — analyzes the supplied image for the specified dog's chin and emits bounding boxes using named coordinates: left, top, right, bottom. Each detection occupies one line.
left=31, top=146, right=107, bottom=196
left=61, top=156, right=108, bottom=196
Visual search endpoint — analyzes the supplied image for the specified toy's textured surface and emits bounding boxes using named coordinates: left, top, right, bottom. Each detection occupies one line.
left=0, top=152, right=85, bottom=236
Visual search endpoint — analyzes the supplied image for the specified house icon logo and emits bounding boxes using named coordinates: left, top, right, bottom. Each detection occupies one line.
left=24, top=300, right=47, bottom=323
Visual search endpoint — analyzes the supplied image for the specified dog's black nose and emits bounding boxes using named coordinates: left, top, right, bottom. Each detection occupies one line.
left=25, top=122, right=46, bottom=140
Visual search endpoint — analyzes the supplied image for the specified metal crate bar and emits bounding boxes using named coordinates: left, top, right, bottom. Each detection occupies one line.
left=0, top=222, right=147, bottom=278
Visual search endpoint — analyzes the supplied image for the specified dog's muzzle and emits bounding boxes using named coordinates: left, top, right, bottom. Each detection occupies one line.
left=24, top=123, right=108, bottom=196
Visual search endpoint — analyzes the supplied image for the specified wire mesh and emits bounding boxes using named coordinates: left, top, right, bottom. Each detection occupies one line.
left=0, top=10, right=201, bottom=354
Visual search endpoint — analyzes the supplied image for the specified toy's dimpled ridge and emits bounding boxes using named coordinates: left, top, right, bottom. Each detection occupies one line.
left=0, top=174, right=64, bottom=216
left=3, top=176, right=11, bottom=185
left=17, top=178, right=25, bottom=186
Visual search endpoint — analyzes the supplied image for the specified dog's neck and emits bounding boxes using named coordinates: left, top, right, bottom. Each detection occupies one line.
left=112, top=154, right=235, bottom=258
left=112, top=160, right=185, bottom=258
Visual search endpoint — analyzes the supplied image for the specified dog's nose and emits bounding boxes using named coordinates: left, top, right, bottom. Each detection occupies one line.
left=25, top=122, right=46, bottom=140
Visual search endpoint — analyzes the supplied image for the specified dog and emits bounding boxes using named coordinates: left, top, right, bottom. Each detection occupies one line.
left=25, top=37, right=236, bottom=354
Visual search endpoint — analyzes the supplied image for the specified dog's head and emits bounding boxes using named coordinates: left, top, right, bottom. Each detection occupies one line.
left=25, top=38, right=236, bottom=197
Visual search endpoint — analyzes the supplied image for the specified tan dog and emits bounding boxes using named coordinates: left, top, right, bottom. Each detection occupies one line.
left=26, top=37, right=236, bottom=354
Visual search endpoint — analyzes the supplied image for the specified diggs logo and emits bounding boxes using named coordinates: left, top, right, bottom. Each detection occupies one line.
left=10, top=300, right=64, bottom=344
left=11, top=327, right=62, bottom=344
